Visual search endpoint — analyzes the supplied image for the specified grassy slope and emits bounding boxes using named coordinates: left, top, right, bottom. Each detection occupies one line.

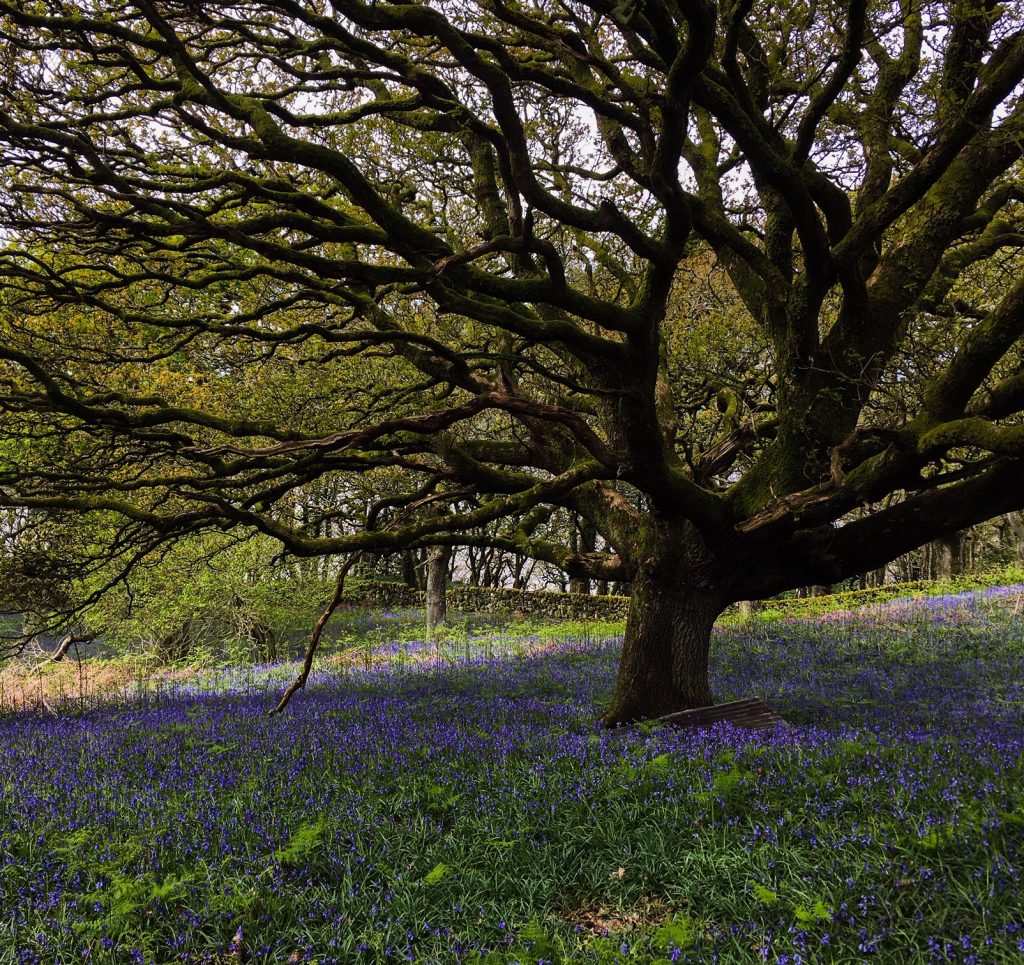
left=0, top=589, right=1022, bottom=962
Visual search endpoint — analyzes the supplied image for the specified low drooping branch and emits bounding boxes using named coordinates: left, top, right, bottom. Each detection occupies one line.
left=48, top=631, right=98, bottom=663
left=269, top=554, right=358, bottom=716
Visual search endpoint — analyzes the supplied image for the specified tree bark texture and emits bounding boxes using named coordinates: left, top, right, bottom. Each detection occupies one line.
left=251, top=621, right=277, bottom=663
left=601, top=558, right=723, bottom=726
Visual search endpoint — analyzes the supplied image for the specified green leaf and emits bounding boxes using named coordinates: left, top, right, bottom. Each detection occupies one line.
left=999, top=808, right=1024, bottom=828
left=793, top=900, right=831, bottom=924
left=653, top=913, right=698, bottom=950
left=918, top=824, right=954, bottom=850
left=516, top=917, right=560, bottom=961
left=274, top=819, right=329, bottom=867
left=422, top=861, right=453, bottom=885
left=712, top=767, right=744, bottom=797
left=644, top=753, right=672, bottom=777
left=752, top=882, right=779, bottom=907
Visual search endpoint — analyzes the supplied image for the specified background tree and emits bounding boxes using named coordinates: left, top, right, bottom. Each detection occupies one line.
left=0, top=0, right=1023, bottom=723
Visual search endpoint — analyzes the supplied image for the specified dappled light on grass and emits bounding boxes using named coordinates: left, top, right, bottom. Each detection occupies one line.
left=0, top=590, right=1022, bottom=962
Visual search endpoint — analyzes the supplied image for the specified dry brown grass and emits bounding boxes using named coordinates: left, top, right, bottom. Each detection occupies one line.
left=0, top=654, right=167, bottom=714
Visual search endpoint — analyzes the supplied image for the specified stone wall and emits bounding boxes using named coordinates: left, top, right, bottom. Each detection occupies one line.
left=346, top=580, right=630, bottom=620
left=345, top=577, right=964, bottom=623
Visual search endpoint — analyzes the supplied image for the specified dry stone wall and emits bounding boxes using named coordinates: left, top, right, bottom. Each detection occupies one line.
left=344, top=577, right=977, bottom=622
left=346, top=580, right=630, bottom=620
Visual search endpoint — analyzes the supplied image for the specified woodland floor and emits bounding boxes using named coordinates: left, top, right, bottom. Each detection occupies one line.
left=1, top=588, right=1023, bottom=963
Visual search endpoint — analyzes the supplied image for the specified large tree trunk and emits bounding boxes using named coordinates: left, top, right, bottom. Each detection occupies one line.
left=601, top=557, right=724, bottom=726
left=425, top=545, right=451, bottom=638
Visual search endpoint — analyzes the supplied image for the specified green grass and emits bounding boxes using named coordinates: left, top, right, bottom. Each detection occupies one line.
left=1, top=587, right=1023, bottom=962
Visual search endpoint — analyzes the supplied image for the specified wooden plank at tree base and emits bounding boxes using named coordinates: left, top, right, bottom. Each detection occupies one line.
left=656, top=697, right=789, bottom=731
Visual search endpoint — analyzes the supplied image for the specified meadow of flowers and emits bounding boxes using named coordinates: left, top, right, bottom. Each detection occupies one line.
left=1, top=588, right=1023, bottom=963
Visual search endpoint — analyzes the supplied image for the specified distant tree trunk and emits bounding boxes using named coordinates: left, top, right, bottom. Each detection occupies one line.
left=231, top=592, right=278, bottom=662
left=1007, top=513, right=1024, bottom=562
left=466, top=547, right=481, bottom=586
left=157, top=618, right=195, bottom=664
left=809, top=584, right=830, bottom=597
left=401, top=550, right=418, bottom=589
left=568, top=517, right=597, bottom=594
left=888, top=557, right=906, bottom=582
left=737, top=600, right=753, bottom=619
left=426, top=545, right=451, bottom=638
left=596, top=580, right=609, bottom=595
left=865, top=567, right=885, bottom=587
left=520, top=558, right=538, bottom=589
left=934, top=532, right=962, bottom=581
left=492, top=550, right=502, bottom=585
left=252, top=621, right=278, bottom=662
left=568, top=519, right=581, bottom=593
left=511, top=553, right=528, bottom=590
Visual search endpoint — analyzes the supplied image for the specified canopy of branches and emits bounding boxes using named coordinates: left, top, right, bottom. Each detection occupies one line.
left=0, top=0, right=1021, bottom=629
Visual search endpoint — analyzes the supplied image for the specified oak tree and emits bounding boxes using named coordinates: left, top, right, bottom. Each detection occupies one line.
left=1, top=0, right=1023, bottom=722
